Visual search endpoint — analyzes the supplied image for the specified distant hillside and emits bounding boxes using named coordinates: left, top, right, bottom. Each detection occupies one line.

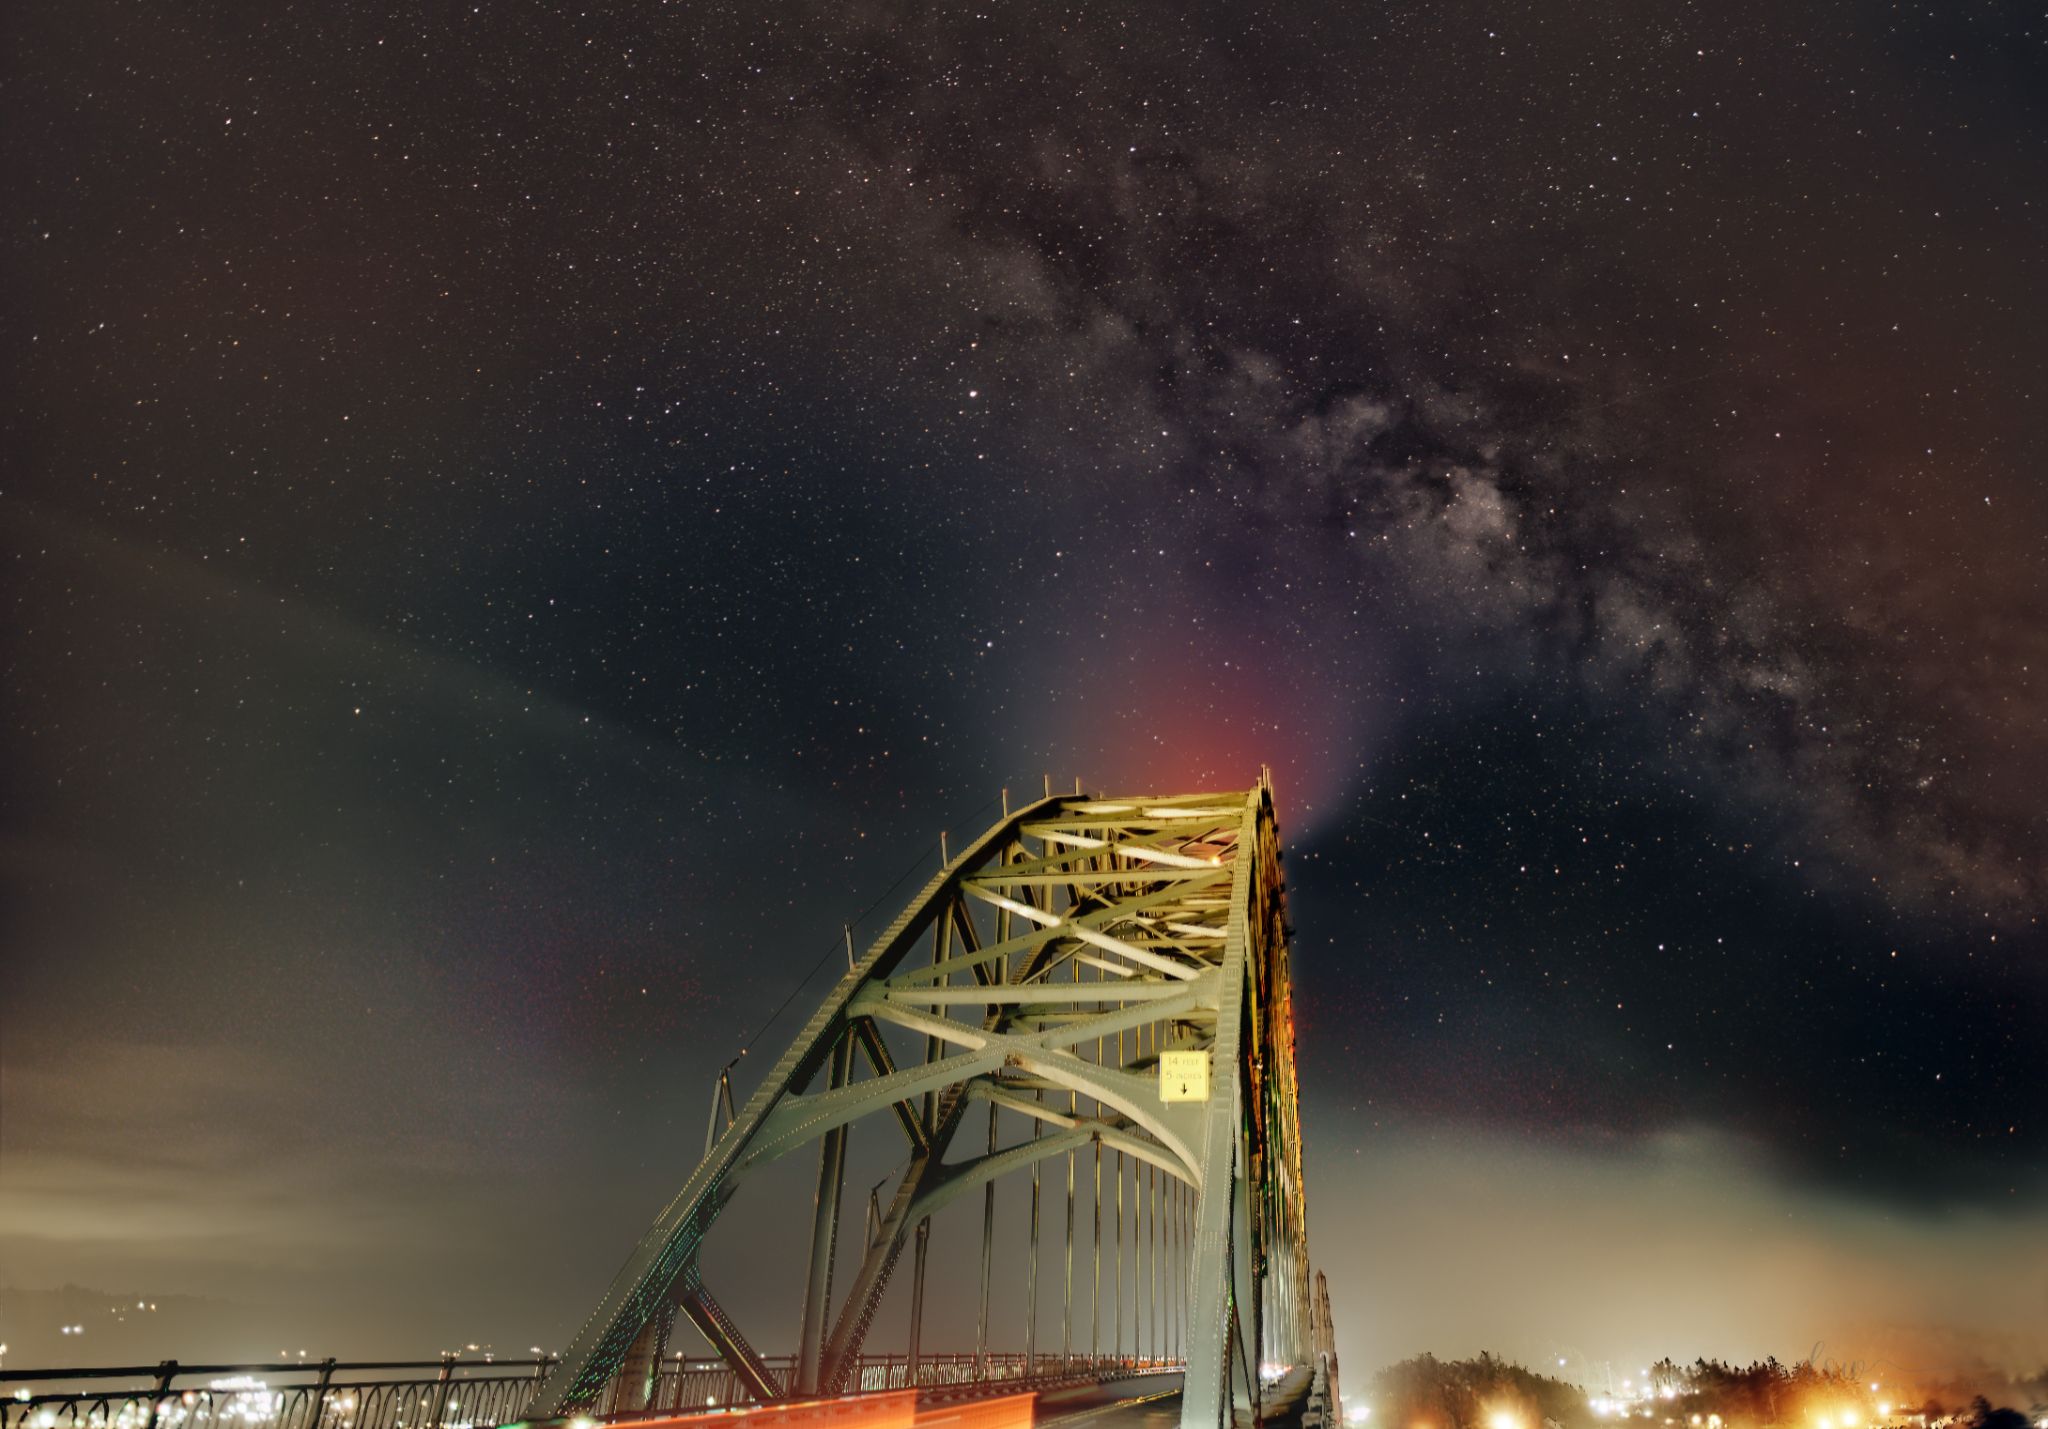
left=0, top=1285, right=304, bottom=1369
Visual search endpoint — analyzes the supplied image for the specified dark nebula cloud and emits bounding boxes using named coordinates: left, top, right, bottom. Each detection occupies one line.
left=4, top=0, right=2044, bottom=1373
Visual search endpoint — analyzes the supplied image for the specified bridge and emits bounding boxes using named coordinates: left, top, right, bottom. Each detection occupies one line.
left=3, top=784, right=1339, bottom=1429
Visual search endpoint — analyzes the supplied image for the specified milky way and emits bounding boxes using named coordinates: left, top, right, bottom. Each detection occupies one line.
left=767, top=3, right=2047, bottom=909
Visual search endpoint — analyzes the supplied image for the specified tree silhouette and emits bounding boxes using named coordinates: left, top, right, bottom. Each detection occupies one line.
left=1369, top=1354, right=1590, bottom=1429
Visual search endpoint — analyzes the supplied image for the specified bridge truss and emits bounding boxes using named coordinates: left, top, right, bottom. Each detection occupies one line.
left=529, top=784, right=1315, bottom=1429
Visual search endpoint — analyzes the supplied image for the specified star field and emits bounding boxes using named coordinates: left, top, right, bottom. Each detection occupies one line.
left=3, top=0, right=2044, bottom=1371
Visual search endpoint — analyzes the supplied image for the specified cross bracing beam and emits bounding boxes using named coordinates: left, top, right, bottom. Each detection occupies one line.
left=524, top=784, right=1317, bottom=1429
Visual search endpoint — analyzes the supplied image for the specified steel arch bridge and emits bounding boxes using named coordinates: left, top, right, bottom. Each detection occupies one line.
left=528, top=783, right=1326, bottom=1429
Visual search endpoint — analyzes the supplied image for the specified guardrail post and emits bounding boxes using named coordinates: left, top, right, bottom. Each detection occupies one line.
left=427, top=1355, right=456, bottom=1429
left=306, top=1359, right=337, bottom=1429
left=144, top=1362, right=178, bottom=1429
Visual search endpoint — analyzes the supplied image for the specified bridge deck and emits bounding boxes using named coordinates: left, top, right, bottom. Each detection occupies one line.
left=1029, top=1366, right=1314, bottom=1429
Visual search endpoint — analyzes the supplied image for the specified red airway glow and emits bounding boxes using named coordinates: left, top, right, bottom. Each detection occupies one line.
left=1076, top=618, right=1362, bottom=833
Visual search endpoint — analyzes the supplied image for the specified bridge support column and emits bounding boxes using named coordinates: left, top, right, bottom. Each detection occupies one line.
left=1026, top=1115, right=1041, bottom=1371
left=906, top=1216, right=930, bottom=1386
left=975, top=1101, right=997, bottom=1374
left=1182, top=795, right=1256, bottom=1429
left=1237, top=1149, right=1260, bottom=1420
left=796, top=1031, right=853, bottom=1395
left=616, top=1296, right=677, bottom=1412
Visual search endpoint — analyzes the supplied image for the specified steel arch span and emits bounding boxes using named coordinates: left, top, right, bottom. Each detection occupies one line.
left=527, top=782, right=1320, bottom=1429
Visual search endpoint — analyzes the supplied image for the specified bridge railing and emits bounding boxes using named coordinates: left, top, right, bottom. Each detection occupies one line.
left=836, top=1354, right=1182, bottom=1395
left=2, top=1352, right=1187, bottom=1429
left=618, top=1354, right=1185, bottom=1415
left=0, top=1358, right=557, bottom=1429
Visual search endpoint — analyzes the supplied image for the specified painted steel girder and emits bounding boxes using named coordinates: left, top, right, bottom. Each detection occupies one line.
left=523, top=797, right=1055, bottom=1416
left=523, top=786, right=1313, bottom=1429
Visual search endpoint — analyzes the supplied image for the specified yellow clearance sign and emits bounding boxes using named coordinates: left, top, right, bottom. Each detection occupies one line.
left=1159, top=1048, right=1211, bottom=1102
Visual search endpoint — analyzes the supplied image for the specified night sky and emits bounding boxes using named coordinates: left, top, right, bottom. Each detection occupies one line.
left=4, top=0, right=2045, bottom=1385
